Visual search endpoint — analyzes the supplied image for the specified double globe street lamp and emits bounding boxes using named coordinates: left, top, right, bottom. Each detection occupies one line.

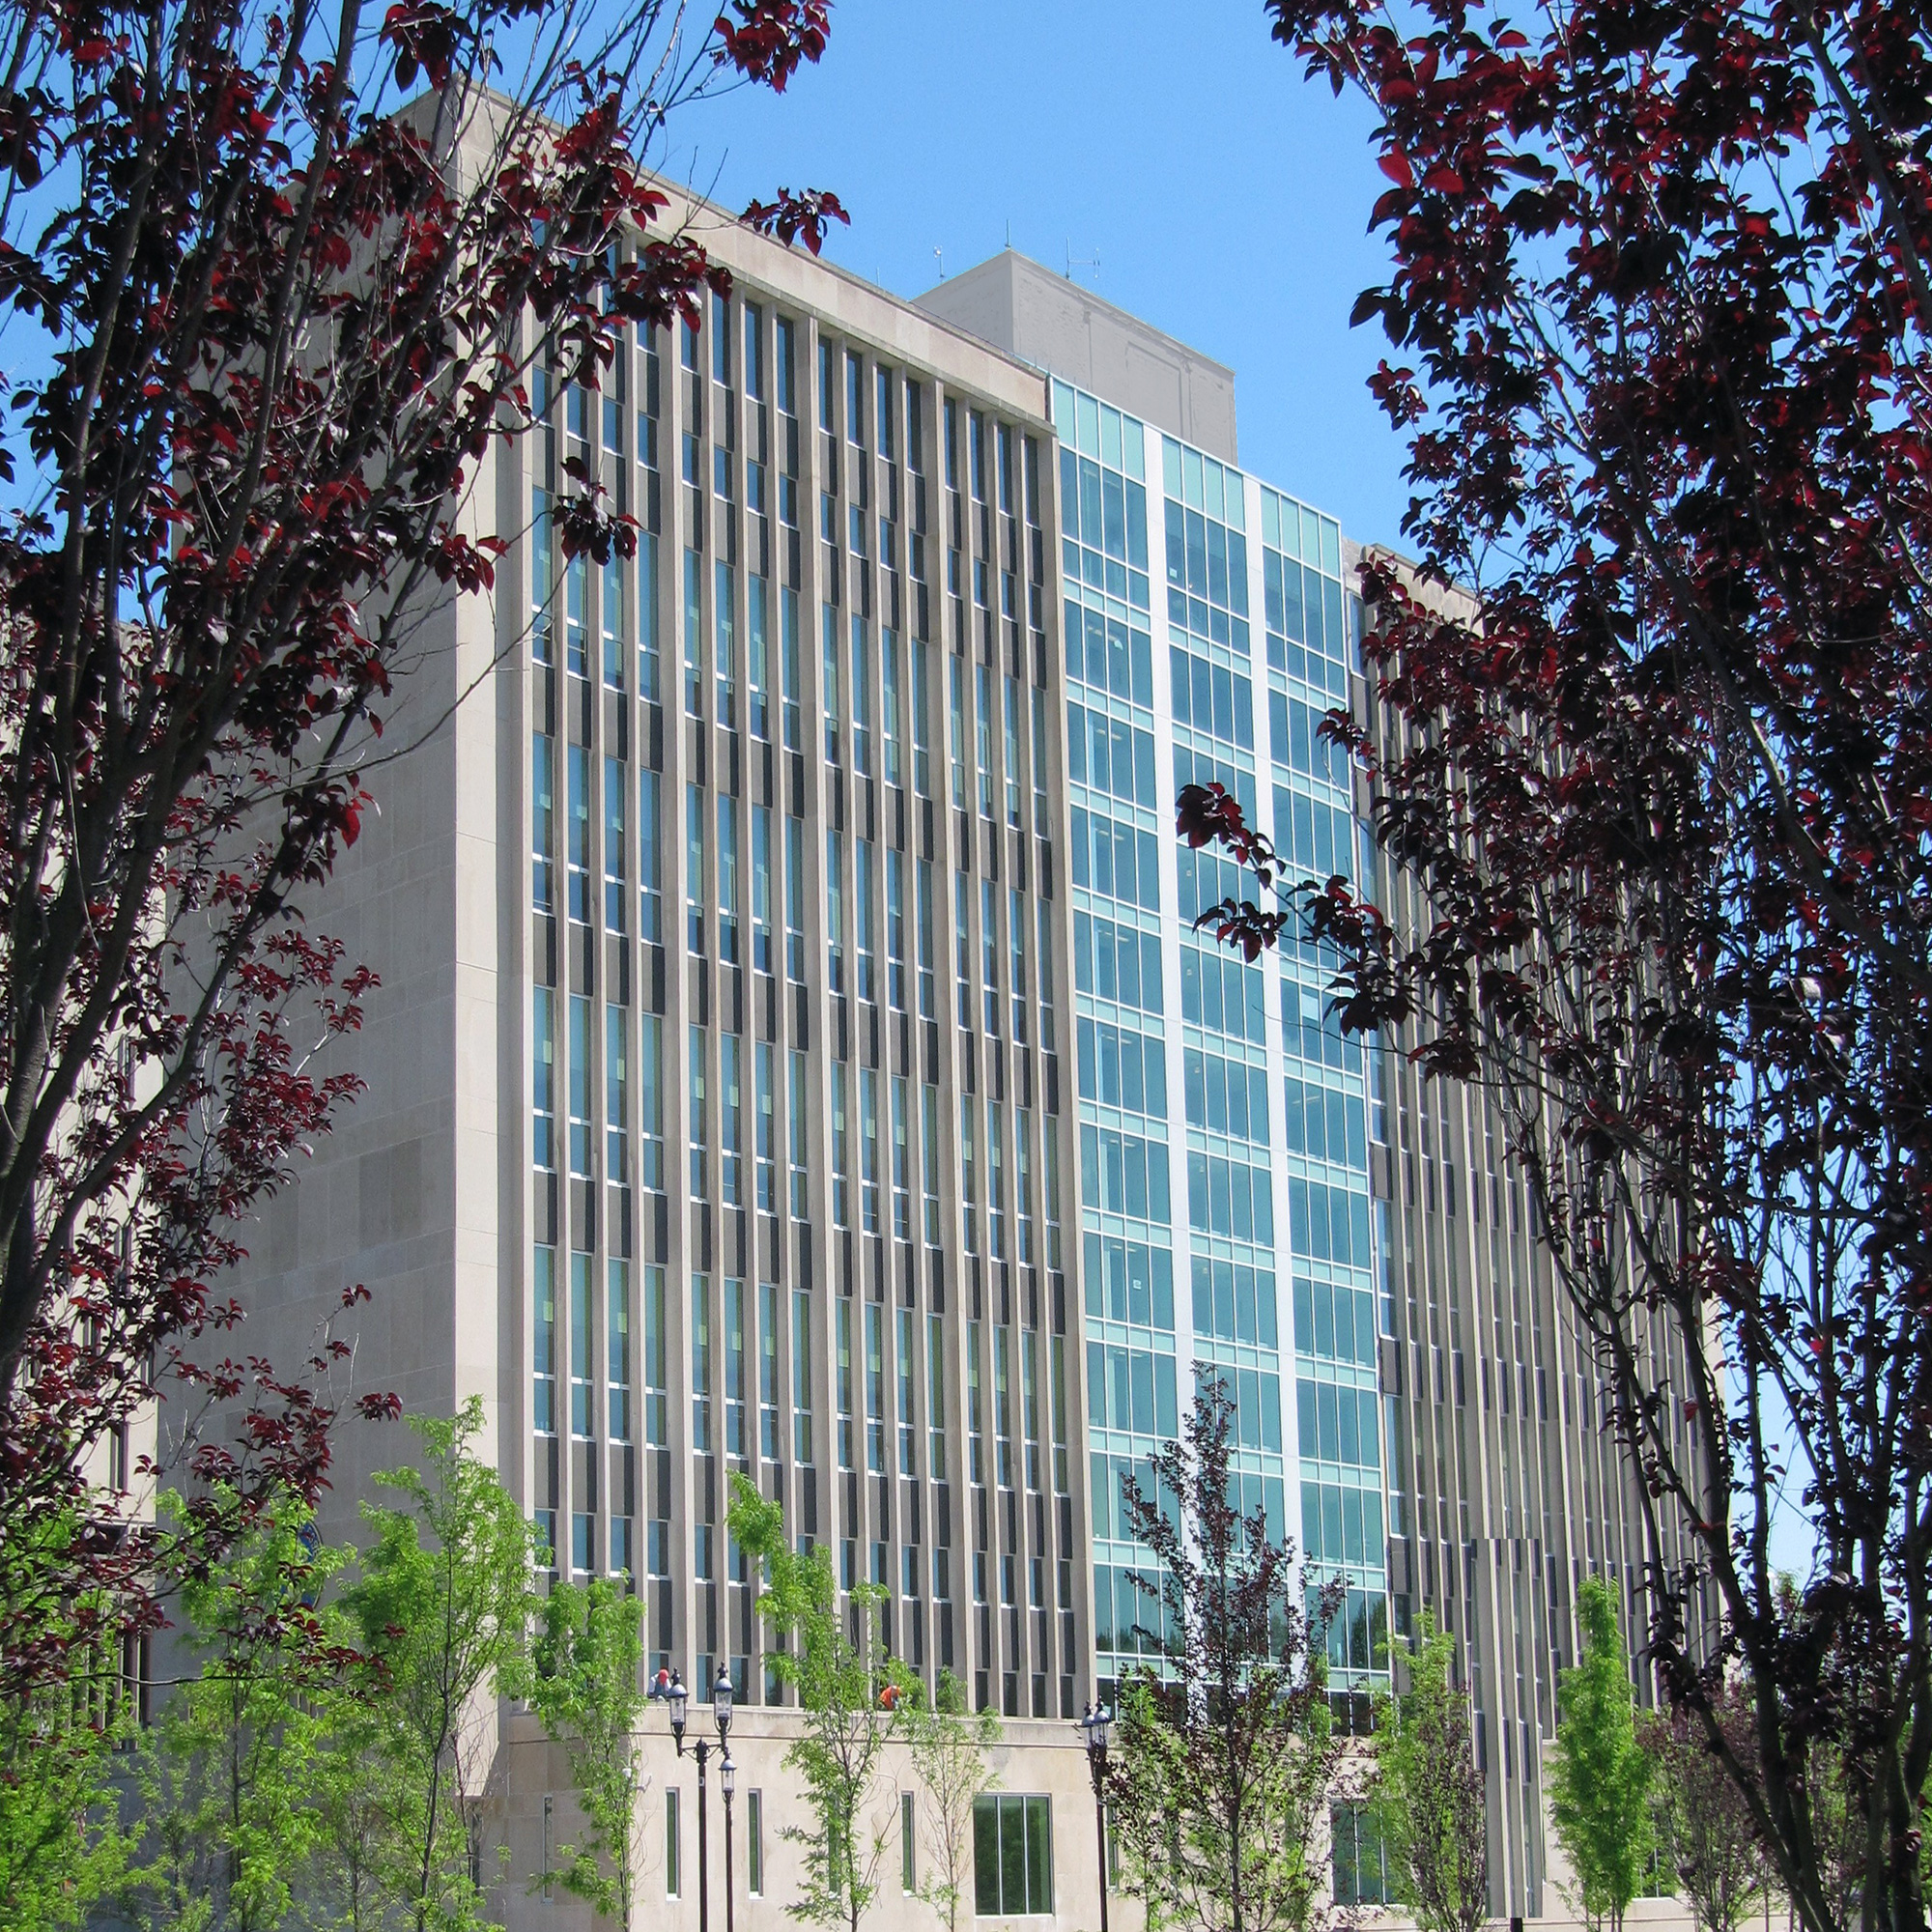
left=651, top=1662, right=737, bottom=1932
left=1078, top=1701, right=1113, bottom=1932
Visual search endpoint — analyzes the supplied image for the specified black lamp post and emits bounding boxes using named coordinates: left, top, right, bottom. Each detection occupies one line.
left=652, top=1664, right=736, bottom=1932
left=720, top=1752, right=737, bottom=1932
left=1078, top=1701, right=1112, bottom=1932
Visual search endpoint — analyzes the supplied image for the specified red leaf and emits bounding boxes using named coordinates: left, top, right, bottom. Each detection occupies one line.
left=744, top=187, right=850, bottom=255
left=714, top=0, right=831, bottom=92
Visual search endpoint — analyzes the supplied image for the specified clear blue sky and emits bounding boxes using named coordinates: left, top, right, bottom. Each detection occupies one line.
left=671, top=0, right=1410, bottom=549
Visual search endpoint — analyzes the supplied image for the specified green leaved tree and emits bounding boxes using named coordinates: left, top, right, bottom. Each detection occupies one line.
left=309, top=1688, right=391, bottom=1932
left=125, top=1488, right=351, bottom=1932
left=727, top=1472, right=908, bottom=1932
left=906, top=1666, right=999, bottom=1932
left=344, top=1397, right=540, bottom=1932
left=1367, top=1612, right=1488, bottom=1932
left=517, top=1577, right=650, bottom=1929
left=1550, top=1577, right=1656, bottom=1932
left=0, top=1511, right=137, bottom=1932
left=0, top=1703, right=131, bottom=1932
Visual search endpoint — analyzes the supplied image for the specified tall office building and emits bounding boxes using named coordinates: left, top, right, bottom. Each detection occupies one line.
left=923, top=254, right=1395, bottom=1742
left=923, top=263, right=1699, bottom=1923
left=922, top=235, right=1404, bottom=1763
left=225, top=189, right=1685, bottom=1926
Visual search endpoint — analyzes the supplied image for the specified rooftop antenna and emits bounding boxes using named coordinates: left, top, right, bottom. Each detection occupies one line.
left=933, top=246, right=945, bottom=281
left=1065, top=240, right=1101, bottom=284
left=1006, top=218, right=1012, bottom=249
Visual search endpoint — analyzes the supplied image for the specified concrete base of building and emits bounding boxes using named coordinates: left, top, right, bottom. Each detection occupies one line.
left=485, top=1706, right=1705, bottom=1932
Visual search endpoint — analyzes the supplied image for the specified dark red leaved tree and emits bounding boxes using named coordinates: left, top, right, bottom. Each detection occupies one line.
left=0, top=0, right=838, bottom=1706
left=1640, top=1677, right=1767, bottom=1932
left=1176, top=3, right=1932, bottom=1927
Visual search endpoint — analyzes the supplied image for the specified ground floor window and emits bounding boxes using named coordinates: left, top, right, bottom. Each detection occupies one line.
left=973, top=1793, right=1053, bottom=1915
left=1331, top=1802, right=1389, bottom=1905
